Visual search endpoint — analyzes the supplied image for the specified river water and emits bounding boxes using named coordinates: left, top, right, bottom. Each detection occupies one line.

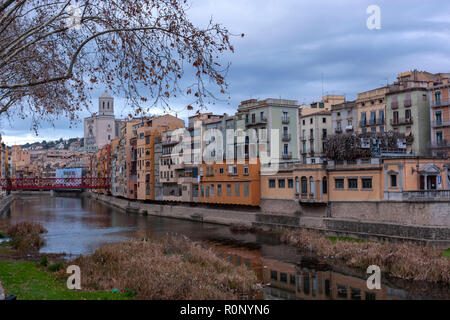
left=1, top=195, right=448, bottom=300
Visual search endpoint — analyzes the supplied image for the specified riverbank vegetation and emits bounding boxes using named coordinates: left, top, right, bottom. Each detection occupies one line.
left=282, top=230, right=450, bottom=284
left=70, top=236, right=261, bottom=300
left=6, top=221, right=47, bottom=253
left=0, top=261, right=129, bottom=300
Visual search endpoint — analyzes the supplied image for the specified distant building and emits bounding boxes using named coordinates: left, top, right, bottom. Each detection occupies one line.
left=429, top=77, right=450, bottom=157
left=84, top=91, right=125, bottom=153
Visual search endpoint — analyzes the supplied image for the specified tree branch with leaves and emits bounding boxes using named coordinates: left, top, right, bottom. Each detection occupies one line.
left=0, top=0, right=240, bottom=131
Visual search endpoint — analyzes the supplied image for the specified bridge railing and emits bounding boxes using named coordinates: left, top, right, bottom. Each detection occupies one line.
left=0, top=178, right=110, bottom=190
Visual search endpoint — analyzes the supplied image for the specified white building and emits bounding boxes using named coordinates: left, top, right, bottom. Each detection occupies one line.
left=84, top=91, right=125, bottom=153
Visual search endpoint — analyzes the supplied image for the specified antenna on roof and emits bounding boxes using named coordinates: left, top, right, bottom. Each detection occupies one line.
left=321, top=72, right=324, bottom=97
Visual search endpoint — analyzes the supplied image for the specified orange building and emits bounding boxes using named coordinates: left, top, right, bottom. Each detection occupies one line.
left=261, top=157, right=450, bottom=204
left=198, top=159, right=260, bottom=206
left=135, top=115, right=186, bottom=201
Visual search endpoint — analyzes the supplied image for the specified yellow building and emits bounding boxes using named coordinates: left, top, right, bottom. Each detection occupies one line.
left=356, top=86, right=387, bottom=134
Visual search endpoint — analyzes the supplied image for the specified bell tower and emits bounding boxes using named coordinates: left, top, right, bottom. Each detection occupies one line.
left=98, top=91, right=114, bottom=116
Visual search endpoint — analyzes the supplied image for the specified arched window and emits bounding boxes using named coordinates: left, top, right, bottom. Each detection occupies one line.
left=322, top=177, right=328, bottom=194
left=301, top=177, right=308, bottom=194
left=310, top=177, right=316, bottom=197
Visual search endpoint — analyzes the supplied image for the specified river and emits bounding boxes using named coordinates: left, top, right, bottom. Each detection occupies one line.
left=1, top=195, right=449, bottom=300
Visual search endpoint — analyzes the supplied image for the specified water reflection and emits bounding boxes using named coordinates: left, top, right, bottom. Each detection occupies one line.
left=1, top=196, right=448, bottom=300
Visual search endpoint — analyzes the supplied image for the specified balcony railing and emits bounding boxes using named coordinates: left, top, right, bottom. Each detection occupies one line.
left=282, top=116, right=290, bottom=124
left=390, top=118, right=413, bottom=126
left=282, top=133, right=291, bottom=141
left=431, top=120, right=450, bottom=128
left=246, top=117, right=267, bottom=126
left=429, top=140, right=450, bottom=148
left=282, top=152, right=292, bottom=160
left=403, top=190, right=450, bottom=201
left=404, top=99, right=412, bottom=108
left=431, top=97, right=450, bottom=108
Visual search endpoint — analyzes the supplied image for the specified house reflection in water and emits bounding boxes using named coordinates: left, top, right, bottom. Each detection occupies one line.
left=209, top=242, right=408, bottom=300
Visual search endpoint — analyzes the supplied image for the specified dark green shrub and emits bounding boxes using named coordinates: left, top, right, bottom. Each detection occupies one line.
left=48, top=263, right=63, bottom=272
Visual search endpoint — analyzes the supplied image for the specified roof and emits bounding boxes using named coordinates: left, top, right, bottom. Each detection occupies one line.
left=100, top=91, right=113, bottom=99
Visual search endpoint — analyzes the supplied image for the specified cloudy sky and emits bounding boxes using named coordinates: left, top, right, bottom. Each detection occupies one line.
left=2, top=0, right=450, bottom=145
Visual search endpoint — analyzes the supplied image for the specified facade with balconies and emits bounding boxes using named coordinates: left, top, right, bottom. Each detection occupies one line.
left=429, top=78, right=450, bottom=157
left=331, top=100, right=357, bottom=135
left=356, top=87, right=387, bottom=134
left=386, top=82, right=431, bottom=156
left=299, top=110, right=331, bottom=164
left=236, top=98, right=300, bottom=166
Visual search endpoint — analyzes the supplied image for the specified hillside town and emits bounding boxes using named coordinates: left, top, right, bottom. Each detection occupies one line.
left=85, top=70, right=450, bottom=209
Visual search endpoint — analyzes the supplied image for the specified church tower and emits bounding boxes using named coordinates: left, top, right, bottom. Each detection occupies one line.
left=98, top=91, right=114, bottom=116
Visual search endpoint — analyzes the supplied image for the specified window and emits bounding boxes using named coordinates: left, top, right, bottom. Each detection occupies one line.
left=280, top=273, right=287, bottom=283
left=337, top=285, right=347, bottom=299
left=301, top=177, right=308, bottom=194
left=290, top=275, right=296, bottom=285
left=360, top=112, right=366, bottom=126
left=310, top=118, right=313, bottom=124
left=362, top=178, right=372, bottom=189
left=322, top=129, right=327, bottom=139
left=351, top=288, right=362, bottom=300
left=393, top=111, right=399, bottom=124
left=227, top=184, right=232, bottom=196
left=390, top=175, right=397, bottom=188
left=217, top=184, right=222, bottom=196
left=269, top=179, right=276, bottom=188
left=437, top=131, right=443, bottom=144
left=288, top=179, right=294, bottom=189
left=235, top=184, right=240, bottom=197
left=405, top=109, right=411, bottom=121
left=205, top=186, right=210, bottom=198
left=270, top=271, right=277, bottom=281
left=335, top=178, right=344, bottom=189
left=322, top=177, right=328, bottom=194
left=435, top=111, right=442, bottom=125
left=219, top=168, right=224, bottom=174
left=244, top=183, right=249, bottom=197
left=244, top=165, right=249, bottom=175
left=365, top=292, right=376, bottom=300
left=200, top=185, right=204, bottom=197
left=211, top=184, right=215, bottom=197
left=322, top=117, right=326, bottom=123
left=348, top=178, right=358, bottom=189
left=278, top=179, right=285, bottom=188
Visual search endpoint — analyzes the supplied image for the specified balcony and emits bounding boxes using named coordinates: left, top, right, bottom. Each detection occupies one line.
left=345, top=125, right=353, bottom=132
left=429, top=140, right=450, bottom=148
left=282, top=116, right=290, bottom=124
left=406, top=135, right=414, bottom=144
left=431, top=97, right=450, bottom=108
left=246, top=117, right=267, bottom=126
left=376, top=118, right=385, bottom=125
left=282, top=133, right=291, bottom=141
left=431, top=120, right=450, bottom=128
left=359, top=121, right=368, bottom=127
left=282, top=152, right=292, bottom=160
left=390, top=118, right=413, bottom=126
left=335, top=128, right=343, bottom=134
left=403, top=190, right=450, bottom=201
left=301, top=135, right=307, bottom=141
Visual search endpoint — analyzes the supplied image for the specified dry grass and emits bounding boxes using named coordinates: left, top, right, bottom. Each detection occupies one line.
left=282, top=230, right=450, bottom=284
left=70, top=235, right=261, bottom=300
left=7, top=221, right=47, bottom=252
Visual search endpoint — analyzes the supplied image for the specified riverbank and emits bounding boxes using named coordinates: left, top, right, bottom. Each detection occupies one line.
left=88, top=192, right=450, bottom=248
left=281, top=229, right=450, bottom=284
left=88, top=192, right=258, bottom=226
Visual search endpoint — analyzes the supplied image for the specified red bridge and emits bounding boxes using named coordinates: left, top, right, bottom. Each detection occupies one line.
left=0, top=178, right=110, bottom=190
